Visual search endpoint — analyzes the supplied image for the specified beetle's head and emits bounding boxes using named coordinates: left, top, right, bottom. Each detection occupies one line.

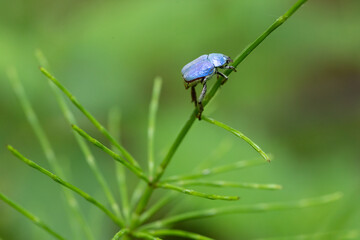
left=226, top=56, right=233, bottom=64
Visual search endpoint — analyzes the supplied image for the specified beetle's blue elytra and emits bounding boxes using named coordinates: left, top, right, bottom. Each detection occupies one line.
left=181, top=53, right=236, bottom=119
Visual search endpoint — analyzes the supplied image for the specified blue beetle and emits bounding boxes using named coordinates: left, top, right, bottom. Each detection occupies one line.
left=181, top=53, right=236, bottom=119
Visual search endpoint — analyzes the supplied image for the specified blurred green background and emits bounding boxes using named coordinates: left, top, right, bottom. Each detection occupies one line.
left=1, top=0, right=359, bottom=239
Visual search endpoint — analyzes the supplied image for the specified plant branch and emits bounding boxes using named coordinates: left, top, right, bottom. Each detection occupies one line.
left=0, top=192, right=65, bottom=240
left=202, top=115, right=270, bottom=162
left=108, top=108, right=131, bottom=222
left=148, top=77, right=162, bottom=180
left=72, top=124, right=148, bottom=183
left=40, top=67, right=141, bottom=169
left=163, top=159, right=266, bottom=183
left=7, top=145, right=122, bottom=227
left=171, top=180, right=282, bottom=190
left=147, top=229, right=214, bottom=240
left=7, top=67, right=94, bottom=239
left=140, top=192, right=342, bottom=230
left=156, top=183, right=239, bottom=201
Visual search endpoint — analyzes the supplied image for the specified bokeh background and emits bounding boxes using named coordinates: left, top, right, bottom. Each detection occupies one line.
left=1, top=0, right=359, bottom=239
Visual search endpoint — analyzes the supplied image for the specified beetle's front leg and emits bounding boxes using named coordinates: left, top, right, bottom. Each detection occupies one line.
left=222, top=65, right=237, bottom=72
left=216, top=71, right=229, bottom=85
left=191, top=86, right=198, bottom=108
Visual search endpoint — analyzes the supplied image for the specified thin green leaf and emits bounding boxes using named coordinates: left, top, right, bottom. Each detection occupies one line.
left=202, top=115, right=270, bottom=162
left=141, top=192, right=342, bottom=230
left=39, top=67, right=140, bottom=169
left=173, top=180, right=282, bottom=190
left=148, top=77, right=162, bottom=180
left=108, top=108, right=130, bottom=222
left=0, top=192, right=65, bottom=240
left=7, top=67, right=94, bottom=239
left=148, top=229, right=214, bottom=240
left=139, top=192, right=176, bottom=224
left=111, top=229, right=129, bottom=240
left=156, top=183, right=239, bottom=201
left=132, top=232, right=162, bottom=240
left=195, top=138, right=233, bottom=171
left=7, top=145, right=122, bottom=227
left=72, top=124, right=148, bottom=183
left=35, top=50, right=123, bottom=224
left=130, top=181, right=147, bottom=210
left=163, top=159, right=266, bottom=183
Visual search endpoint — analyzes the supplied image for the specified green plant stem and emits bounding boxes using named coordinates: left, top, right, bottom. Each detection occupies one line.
left=147, top=229, right=214, bottom=240
left=202, top=115, right=270, bottom=162
left=108, top=108, right=130, bottom=222
left=131, top=0, right=308, bottom=228
left=111, top=229, right=129, bottom=240
left=163, top=159, right=266, bottom=183
left=0, top=192, right=65, bottom=240
left=171, top=180, right=282, bottom=190
left=7, top=145, right=122, bottom=227
left=40, top=67, right=140, bottom=169
left=72, top=124, right=148, bottom=183
left=140, top=192, right=343, bottom=230
left=130, top=181, right=147, bottom=210
left=7, top=67, right=94, bottom=239
left=156, top=183, right=239, bottom=201
left=148, top=77, right=162, bottom=180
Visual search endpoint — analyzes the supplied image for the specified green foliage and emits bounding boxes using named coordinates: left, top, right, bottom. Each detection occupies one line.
left=0, top=0, right=348, bottom=239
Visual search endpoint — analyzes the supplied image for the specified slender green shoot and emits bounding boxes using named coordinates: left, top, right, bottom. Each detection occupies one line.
left=148, top=77, right=162, bottom=180
left=35, top=50, right=123, bottom=223
left=132, top=232, right=162, bottom=240
left=39, top=67, right=140, bottom=169
left=72, top=124, right=148, bottom=183
left=111, top=229, right=129, bottom=240
left=156, top=183, right=239, bottom=201
left=0, top=192, right=65, bottom=240
left=7, top=145, right=122, bottom=227
left=147, top=229, right=214, bottom=240
left=163, top=159, right=266, bottom=183
left=139, top=193, right=176, bottom=224
left=7, top=67, right=94, bottom=239
left=130, top=181, right=147, bottom=210
left=108, top=108, right=130, bottom=222
left=141, top=192, right=343, bottom=230
left=173, top=180, right=282, bottom=190
left=195, top=139, right=233, bottom=170
left=202, top=115, right=270, bottom=162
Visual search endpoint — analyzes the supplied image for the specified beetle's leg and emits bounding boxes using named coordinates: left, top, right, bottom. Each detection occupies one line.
left=191, top=86, right=198, bottom=107
left=197, top=78, right=208, bottom=120
left=221, top=65, right=237, bottom=72
left=216, top=71, right=228, bottom=80
left=216, top=71, right=229, bottom=85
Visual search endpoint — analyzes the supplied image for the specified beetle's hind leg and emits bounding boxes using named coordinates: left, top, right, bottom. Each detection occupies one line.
left=197, top=77, right=209, bottom=120
left=191, top=86, right=198, bottom=108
